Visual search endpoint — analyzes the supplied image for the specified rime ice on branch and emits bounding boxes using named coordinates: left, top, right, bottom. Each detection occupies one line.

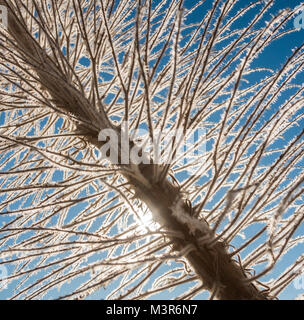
left=0, top=0, right=304, bottom=300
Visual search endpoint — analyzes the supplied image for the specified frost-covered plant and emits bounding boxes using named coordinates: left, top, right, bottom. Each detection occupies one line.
left=0, top=0, right=304, bottom=300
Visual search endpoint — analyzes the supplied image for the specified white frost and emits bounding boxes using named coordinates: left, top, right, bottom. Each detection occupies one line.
left=170, top=198, right=210, bottom=236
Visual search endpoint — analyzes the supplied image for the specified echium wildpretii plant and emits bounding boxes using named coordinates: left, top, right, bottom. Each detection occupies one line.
left=0, top=0, right=304, bottom=300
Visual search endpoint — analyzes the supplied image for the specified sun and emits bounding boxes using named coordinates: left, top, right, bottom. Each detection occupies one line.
left=133, top=205, right=160, bottom=233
